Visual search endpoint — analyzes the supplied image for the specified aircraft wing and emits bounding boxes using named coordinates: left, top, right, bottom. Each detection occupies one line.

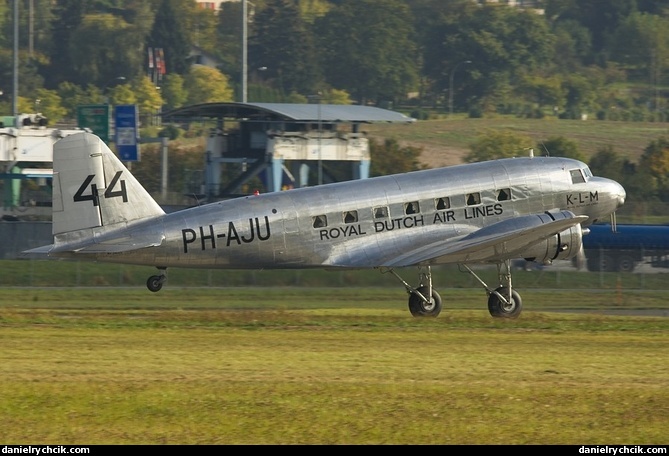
left=326, top=212, right=588, bottom=268
left=385, top=213, right=588, bottom=267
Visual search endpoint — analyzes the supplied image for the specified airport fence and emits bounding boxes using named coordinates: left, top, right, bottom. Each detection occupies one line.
left=2, top=259, right=668, bottom=291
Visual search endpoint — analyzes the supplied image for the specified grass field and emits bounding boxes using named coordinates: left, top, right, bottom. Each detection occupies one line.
left=1, top=285, right=668, bottom=444
left=366, top=117, right=669, bottom=167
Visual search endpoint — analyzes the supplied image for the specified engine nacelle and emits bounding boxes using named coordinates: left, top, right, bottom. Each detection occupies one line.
left=521, top=221, right=584, bottom=265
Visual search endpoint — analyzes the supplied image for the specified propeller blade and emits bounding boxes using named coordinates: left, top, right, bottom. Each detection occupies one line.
left=574, top=244, right=587, bottom=270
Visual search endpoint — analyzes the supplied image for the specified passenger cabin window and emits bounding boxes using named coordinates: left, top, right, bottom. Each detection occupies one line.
left=374, top=206, right=389, bottom=218
left=405, top=201, right=420, bottom=214
left=466, top=192, right=481, bottom=205
left=570, top=169, right=586, bottom=184
left=497, top=188, right=511, bottom=201
left=344, top=210, right=358, bottom=223
left=312, top=215, right=328, bottom=228
left=435, top=197, right=450, bottom=210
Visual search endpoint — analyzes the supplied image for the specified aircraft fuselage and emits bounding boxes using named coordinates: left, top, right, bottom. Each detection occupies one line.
left=59, top=156, right=624, bottom=270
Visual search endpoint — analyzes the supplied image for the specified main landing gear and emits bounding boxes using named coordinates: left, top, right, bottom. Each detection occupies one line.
left=383, top=266, right=442, bottom=317
left=146, top=267, right=167, bottom=292
left=383, top=260, right=523, bottom=319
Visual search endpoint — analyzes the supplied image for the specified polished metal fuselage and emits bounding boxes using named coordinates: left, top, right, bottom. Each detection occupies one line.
left=54, top=156, right=625, bottom=269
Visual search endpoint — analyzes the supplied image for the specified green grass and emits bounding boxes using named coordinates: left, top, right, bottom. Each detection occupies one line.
left=5, top=259, right=669, bottom=292
left=0, top=287, right=668, bottom=444
left=366, top=117, right=669, bottom=163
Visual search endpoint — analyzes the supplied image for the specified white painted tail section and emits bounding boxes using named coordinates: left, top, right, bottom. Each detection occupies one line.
left=51, top=132, right=164, bottom=236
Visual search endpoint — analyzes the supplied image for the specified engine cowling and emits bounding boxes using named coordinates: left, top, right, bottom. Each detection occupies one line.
left=521, top=222, right=584, bottom=264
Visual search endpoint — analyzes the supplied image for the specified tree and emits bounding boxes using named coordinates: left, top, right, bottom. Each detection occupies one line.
left=466, top=130, right=533, bottom=163
left=161, top=74, right=187, bottom=112
left=133, top=76, right=164, bottom=125
left=250, top=0, right=322, bottom=97
left=423, top=4, right=555, bottom=114
left=184, top=66, right=234, bottom=105
left=369, top=138, right=425, bottom=177
left=68, top=13, right=147, bottom=87
left=130, top=141, right=205, bottom=198
left=148, top=0, right=193, bottom=76
left=639, top=137, right=669, bottom=200
left=31, top=88, right=66, bottom=123
left=613, top=12, right=669, bottom=113
left=0, top=50, right=45, bottom=102
left=315, top=0, right=418, bottom=105
left=549, top=0, right=637, bottom=59
left=560, top=72, right=600, bottom=118
left=538, top=136, right=585, bottom=161
left=109, top=83, right=137, bottom=106
left=588, top=145, right=625, bottom=182
left=549, top=19, right=592, bottom=72
left=517, top=74, right=566, bottom=113
left=57, top=82, right=95, bottom=119
left=215, top=1, right=243, bottom=92
left=45, top=0, right=86, bottom=87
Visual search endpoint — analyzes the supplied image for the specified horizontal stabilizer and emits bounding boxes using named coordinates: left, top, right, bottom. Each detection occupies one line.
left=49, top=232, right=166, bottom=254
left=22, top=244, right=54, bottom=256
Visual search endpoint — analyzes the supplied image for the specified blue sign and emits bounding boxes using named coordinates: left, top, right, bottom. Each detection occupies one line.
left=114, top=104, right=140, bottom=161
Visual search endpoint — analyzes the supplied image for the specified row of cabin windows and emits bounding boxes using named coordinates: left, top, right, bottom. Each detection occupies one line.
left=312, top=187, right=512, bottom=229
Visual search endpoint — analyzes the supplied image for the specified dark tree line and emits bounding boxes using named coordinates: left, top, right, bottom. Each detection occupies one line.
left=2, top=0, right=669, bottom=119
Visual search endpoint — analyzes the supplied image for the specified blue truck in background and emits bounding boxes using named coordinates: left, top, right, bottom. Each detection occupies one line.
left=582, top=224, right=669, bottom=272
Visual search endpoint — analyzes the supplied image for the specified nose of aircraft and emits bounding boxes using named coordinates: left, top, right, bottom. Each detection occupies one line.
left=615, top=181, right=626, bottom=208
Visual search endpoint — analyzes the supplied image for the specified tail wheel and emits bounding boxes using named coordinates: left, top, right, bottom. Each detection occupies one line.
left=488, top=287, right=522, bottom=319
left=147, top=275, right=164, bottom=292
left=408, top=286, right=442, bottom=317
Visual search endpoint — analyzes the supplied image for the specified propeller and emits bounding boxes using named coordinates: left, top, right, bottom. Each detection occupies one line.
left=574, top=223, right=591, bottom=271
left=574, top=243, right=587, bottom=270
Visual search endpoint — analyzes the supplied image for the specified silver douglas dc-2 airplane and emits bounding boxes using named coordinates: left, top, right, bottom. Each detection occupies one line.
left=26, top=132, right=626, bottom=319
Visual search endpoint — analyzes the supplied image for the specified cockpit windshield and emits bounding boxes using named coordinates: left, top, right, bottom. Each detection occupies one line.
left=570, top=169, right=586, bottom=184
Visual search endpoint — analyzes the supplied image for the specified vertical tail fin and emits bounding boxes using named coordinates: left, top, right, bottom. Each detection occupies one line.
left=51, top=132, right=164, bottom=236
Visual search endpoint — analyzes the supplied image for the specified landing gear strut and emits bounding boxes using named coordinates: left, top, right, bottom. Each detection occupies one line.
left=383, top=260, right=523, bottom=319
left=146, top=267, right=167, bottom=292
left=461, top=260, right=523, bottom=318
left=382, top=266, right=443, bottom=317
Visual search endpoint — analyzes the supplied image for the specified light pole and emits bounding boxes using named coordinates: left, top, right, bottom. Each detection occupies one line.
left=308, top=93, right=323, bottom=185
left=317, top=94, right=322, bottom=185
left=308, top=92, right=323, bottom=185
left=449, top=60, right=471, bottom=117
left=241, top=0, right=247, bottom=102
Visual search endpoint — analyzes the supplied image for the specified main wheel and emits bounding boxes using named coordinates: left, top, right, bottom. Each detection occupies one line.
left=487, top=286, right=522, bottom=319
left=146, top=275, right=164, bottom=292
left=408, top=286, right=442, bottom=317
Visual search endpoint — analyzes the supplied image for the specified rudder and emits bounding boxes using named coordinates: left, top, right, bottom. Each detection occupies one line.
left=51, top=132, right=164, bottom=236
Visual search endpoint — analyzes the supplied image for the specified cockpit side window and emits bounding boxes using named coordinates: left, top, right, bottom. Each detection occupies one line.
left=570, top=169, right=586, bottom=184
